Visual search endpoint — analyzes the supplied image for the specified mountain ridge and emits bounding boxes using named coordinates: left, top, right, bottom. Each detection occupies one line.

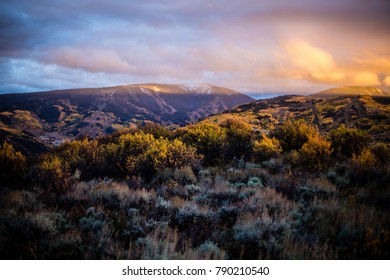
left=0, top=83, right=254, bottom=154
left=313, top=86, right=389, bottom=97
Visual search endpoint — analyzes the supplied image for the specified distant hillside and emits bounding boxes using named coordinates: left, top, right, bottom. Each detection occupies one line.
left=313, top=86, right=389, bottom=97
left=0, top=83, right=253, bottom=154
left=204, top=94, right=390, bottom=142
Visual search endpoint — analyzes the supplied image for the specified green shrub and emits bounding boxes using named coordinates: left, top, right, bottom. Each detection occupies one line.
left=329, top=125, right=370, bottom=157
left=253, top=134, right=282, bottom=162
left=221, top=117, right=253, bottom=161
left=178, top=123, right=225, bottom=165
left=370, top=143, right=390, bottom=166
left=139, top=122, right=173, bottom=139
left=118, top=133, right=200, bottom=181
left=273, top=120, right=318, bottom=151
left=0, top=141, right=27, bottom=187
left=37, top=156, right=72, bottom=194
left=300, top=135, right=332, bottom=171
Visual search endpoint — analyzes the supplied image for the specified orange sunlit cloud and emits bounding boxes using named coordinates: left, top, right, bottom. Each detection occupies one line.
left=1, top=0, right=389, bottom=94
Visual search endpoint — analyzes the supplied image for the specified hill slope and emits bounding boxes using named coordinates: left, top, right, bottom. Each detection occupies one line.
left=0, top=83, right=254, bottom=153
left=313, top=86, right=389, bottom=97
left=204, top=94, right=390, bottom=142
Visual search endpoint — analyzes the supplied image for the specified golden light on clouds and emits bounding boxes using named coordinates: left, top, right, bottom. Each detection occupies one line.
left=384, top=76, right=390, bottom=86
left=283, top=40, right=346, bottom=83
left=1, top=1, right=390, bottom=94
left=350, top=72, right=380, bottom=86
left=276, top=40, right=386, bottom=88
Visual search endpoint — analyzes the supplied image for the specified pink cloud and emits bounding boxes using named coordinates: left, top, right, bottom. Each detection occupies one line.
left=48, top=47, right=134, bottom=73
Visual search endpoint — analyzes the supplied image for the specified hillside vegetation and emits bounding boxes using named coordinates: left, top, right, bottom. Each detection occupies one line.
left=313, top=86, right=389, bottom=97
left=1, top=95, right=389, bottom=259
left=0, top=84, right=253, bottom=156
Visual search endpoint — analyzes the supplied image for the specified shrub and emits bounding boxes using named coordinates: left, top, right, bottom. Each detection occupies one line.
left=79, top=207, right=106, bottom=234
left=37, top=156, right=72, bottom=194
left=221, top=117, right=253, bottom=161
left=139, top=122, right=172, bottom=139
left=0, top=141, right=27, bottom=187
left=253, top=134, right=282, bottom=162
left=285, top=150, right=300, bottom=167
left=351, top=148, right=379, bottom=184
left=262, top=158, right=285, bottom=174
left=118, top=133, right=200, bottom=181
left=52, top=138, right=101, bottom=180
left=273, top=120, right=318, bottom=151
left=89, top=180, right=130, bottom=209
left=195, top=240, right=226, bottom=259
left=155, top=197, right=171, bottom=210
left=329, top=125, right=370, bottom=157
left=326, top=165, right=351, bottom=188
left=173, top=166, right=197, bottom=185
left=30, top=212, right=67, bottom=236
left=247, top=177, right=263, bottom=188
left=352, top=148, right=377, bottom=171
left=2, top=190, right=37, bottom=211
left=370, top=143, right=390, bottom=166
left=178, top=123, right=225, bottom=165
left=227, top=170, right=247, bottom=183
left=300, top=135, right=332, bottom=171
left=217, top=206, right=239, bottom=227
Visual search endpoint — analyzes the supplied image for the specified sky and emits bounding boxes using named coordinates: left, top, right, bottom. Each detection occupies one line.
left=1, top=0, right=390, bottom=94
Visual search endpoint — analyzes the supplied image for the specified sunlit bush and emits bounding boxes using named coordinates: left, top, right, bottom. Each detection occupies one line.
left=300, top=135, right=332, bottom=171
left=253, top=134, right=282, bottom=162
left=37, top=155, right=72, bottom=193
left=273, top=119, right=318, bottom=151
left=0, top=141, right=27, bottom=187
left=329, top=125, right=370, bottom=157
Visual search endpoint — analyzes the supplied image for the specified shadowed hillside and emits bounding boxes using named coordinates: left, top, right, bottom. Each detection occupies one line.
left=0, top=84, right=254, bottom=154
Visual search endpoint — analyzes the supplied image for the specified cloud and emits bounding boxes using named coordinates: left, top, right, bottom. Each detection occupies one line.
left=271, top=40, right=384, bottom=89
left=384, top=76, right=390, bottom=86
left=350, top=72, right=380, bottom=86
left=354, top=55, right=390, bottom=73
left=281, top=40, right=346, bottom=84
left=1, top=1, right=390, bottom=94
left=46, top=47, right=134, bottom=73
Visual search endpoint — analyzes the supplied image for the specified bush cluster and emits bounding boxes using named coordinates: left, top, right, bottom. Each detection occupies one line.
left=1, top=117, right=389, bottom=260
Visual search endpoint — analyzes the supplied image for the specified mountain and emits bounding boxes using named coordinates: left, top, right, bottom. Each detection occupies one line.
left=313, top=86, right=389, bottom=97
left=0, top=83, right=253, bottom=153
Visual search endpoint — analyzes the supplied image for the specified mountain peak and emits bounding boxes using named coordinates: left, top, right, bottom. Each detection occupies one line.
left=122, top=83, right=239, bottom=95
